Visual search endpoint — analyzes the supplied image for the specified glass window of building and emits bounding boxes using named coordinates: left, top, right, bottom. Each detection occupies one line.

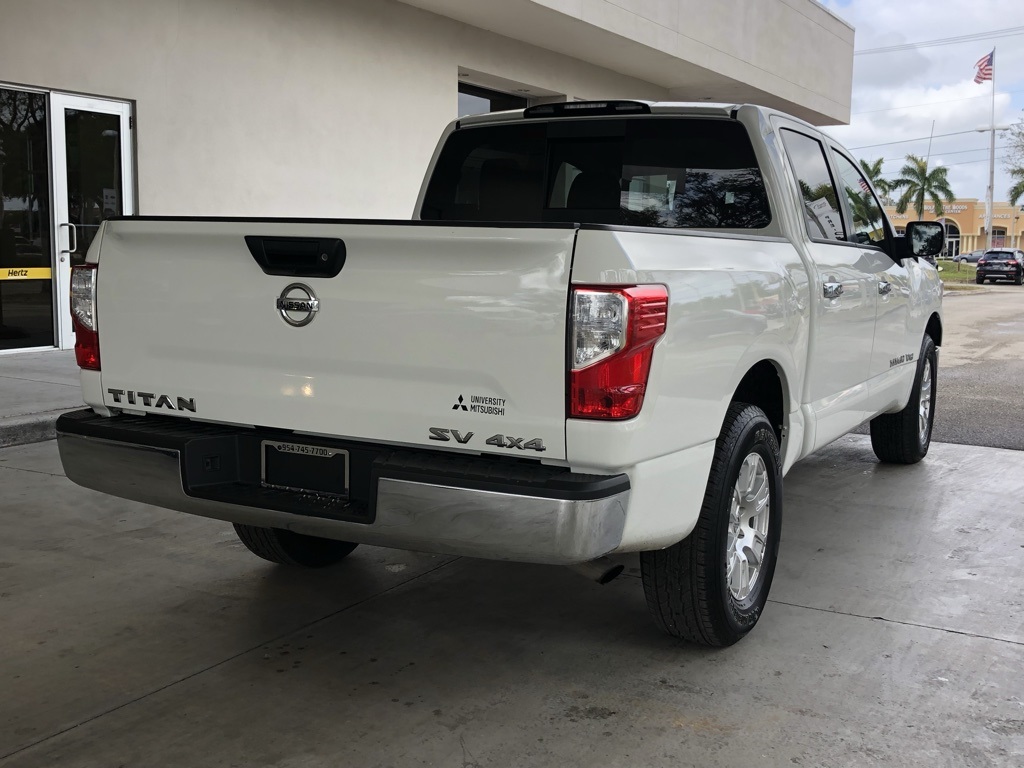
left=458, top=83, right=528, bottom=117
left=0, top=88, right=53, bottom=350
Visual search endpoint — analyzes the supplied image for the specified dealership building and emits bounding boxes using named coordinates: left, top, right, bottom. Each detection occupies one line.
left=885, top=200, right=1024, bottom=257
left=0, top=0, right=854, bottom=353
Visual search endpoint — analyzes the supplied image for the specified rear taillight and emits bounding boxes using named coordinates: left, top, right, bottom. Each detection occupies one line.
left=569, top=285, right=668, bottom=420
left=1009, top=259, right=1019, bottom=266
left=978, top=259, right=987, bottom=265
left=71, top=264, right=99, bottom=370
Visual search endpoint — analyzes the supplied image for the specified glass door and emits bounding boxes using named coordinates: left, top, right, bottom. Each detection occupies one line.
left=0, top=87, right=53, bottom=352
left=51, top=93, right=133, bottom=350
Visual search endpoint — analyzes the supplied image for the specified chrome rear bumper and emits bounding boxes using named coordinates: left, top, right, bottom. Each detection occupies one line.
left=56, top=412, right=629, bottom=565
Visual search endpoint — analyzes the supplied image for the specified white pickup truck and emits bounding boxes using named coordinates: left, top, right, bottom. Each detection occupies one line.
left=57, top=101, right=944, bottom=647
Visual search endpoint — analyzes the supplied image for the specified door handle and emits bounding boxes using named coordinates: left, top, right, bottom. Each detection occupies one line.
left=823, top=281, right=843, bottom=299
left=60, top=222, right=77, bottom=255
left=878, top=280, right=892, bottom=296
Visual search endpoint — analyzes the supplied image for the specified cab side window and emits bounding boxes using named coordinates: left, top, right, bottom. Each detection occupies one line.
left=779, top=129, right=845, bottom=242
left=832, top=152, right=889, bottom=247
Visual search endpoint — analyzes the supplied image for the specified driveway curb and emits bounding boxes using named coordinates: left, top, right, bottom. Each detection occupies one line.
left=0, top=409, right=66, bottom=449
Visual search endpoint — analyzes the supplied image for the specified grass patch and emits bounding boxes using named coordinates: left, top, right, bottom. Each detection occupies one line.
left=937, top=262, right=978, bottom=285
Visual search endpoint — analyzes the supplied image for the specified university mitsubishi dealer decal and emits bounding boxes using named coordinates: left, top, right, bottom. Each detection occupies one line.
left=431, top=393, right=545, bottom=452
left=451, top=393, right=506, bottom=416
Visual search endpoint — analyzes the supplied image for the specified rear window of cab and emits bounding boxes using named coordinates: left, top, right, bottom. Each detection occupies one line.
left=421, top=118, right=771, bottom=230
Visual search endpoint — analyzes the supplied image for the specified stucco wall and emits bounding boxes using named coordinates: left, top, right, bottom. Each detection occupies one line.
left=0, top=0, right=668, bottom=218
left=400, top=0, right=855, bottom=124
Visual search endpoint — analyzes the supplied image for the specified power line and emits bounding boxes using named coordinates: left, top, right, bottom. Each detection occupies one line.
left=854, top=26, right=1024, bottom=56
left=849, top=129, right=983, bottom=150
left=852, top=89, right=1024, bottom=116
left=878, top=155, right=1009, bottom=176
left=877, top=145, right=1008, bottom=163
left=941, top=155, right=1009, bottom=168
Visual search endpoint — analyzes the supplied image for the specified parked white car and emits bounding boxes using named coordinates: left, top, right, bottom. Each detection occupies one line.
left=57, top=101, right=944, bottom=647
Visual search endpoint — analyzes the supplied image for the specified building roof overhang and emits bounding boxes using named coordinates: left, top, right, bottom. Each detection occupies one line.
left=398, top=0, right=854, bottom=125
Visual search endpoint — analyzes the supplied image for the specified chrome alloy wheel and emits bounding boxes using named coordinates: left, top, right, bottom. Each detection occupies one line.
left=919, top=357, right=933, bottom=445
left=726, top=453, right=771, bottom=601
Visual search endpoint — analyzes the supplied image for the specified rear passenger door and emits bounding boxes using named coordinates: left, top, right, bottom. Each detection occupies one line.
left=778, top=125, right=877, bottom=444
left=828, top=148, right=912, bottom=386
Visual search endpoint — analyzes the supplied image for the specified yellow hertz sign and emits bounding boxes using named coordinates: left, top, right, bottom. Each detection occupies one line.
left=1, top=267, right=53, bottom=281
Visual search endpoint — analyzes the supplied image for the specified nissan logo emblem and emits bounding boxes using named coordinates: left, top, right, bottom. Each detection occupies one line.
left=276, top=283, right=319, bottom=327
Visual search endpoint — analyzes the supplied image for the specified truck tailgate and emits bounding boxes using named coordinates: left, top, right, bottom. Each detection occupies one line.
left=93, top=219, right=576, bottom=460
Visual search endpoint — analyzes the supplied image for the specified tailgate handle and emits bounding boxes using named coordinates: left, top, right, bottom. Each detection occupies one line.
left=245, top=236, right=346, bottom=278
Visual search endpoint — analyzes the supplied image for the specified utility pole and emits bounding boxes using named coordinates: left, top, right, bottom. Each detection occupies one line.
left=986, top=47, right=996, bottom=250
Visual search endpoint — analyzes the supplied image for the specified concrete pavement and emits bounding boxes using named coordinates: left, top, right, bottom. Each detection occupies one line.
left=1, top=436, right=1022, bottom=766
left=931, top=285, right=1024, bottom=450
left=0, top=350, right=81, bottom=448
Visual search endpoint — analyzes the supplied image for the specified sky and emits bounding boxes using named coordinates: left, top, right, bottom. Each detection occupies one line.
left=821, top=0, right=1024, bottom=204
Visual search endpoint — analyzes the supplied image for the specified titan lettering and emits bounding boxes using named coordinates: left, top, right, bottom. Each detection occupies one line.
left=107, top=388, right=197, bottom=412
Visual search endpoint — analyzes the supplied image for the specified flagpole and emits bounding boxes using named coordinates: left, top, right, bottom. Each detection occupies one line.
left=986, top=47, right=996, bottom=250
left=923, top=120, right=935, bottom=219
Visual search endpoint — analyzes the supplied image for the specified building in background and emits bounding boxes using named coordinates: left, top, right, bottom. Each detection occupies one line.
left=885, top=200, right=1024, bottom=257
left=0, top=0, right=854, bottom=352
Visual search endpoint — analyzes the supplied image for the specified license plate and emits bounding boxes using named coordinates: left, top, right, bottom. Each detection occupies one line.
left=261, top=441, right=349, bottom=497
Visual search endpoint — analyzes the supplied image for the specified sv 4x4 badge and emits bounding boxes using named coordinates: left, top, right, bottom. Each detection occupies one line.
left=428, top=428, right=546, bottom=452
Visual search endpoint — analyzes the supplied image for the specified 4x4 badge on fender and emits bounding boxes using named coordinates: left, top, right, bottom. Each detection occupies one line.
left=276, top=283, right=319, bottom=327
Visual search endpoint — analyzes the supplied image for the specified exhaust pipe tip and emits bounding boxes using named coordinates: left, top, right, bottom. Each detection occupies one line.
left=568, top=556, right=624, bottom=585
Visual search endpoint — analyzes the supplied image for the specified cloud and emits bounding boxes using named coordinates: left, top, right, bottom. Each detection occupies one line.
left=822, top=0, right=1024, bottom=202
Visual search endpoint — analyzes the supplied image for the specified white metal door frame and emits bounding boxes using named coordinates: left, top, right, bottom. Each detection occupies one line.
left=50, top=93, right=134, bottom=350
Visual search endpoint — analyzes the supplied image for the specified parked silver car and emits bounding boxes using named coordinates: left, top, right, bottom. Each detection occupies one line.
left=954, top=249, right=986, bottom=264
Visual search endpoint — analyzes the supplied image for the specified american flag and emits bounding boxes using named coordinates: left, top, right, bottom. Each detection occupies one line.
left=858, top=178, right=872, bottom=195
left=974, top=50, right=994, bottom=84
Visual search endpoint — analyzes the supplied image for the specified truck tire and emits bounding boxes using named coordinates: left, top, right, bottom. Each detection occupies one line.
left=869, top=334, right=936, bottom=464
left=640, top=403, right=782, bottom=647
left=232, top=524, right=358, bottom=567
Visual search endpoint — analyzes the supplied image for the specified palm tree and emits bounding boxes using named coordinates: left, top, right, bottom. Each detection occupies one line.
left=891, top=155, right=954, bottom=218
left=849, top=191, right=880, bottom=230
left=1008, top=167, right=1024, bottom=206
left=858, top=157, right=892, bottom=203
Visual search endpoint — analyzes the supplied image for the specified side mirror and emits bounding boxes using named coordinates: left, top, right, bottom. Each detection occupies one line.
left=905, top=221, right=944, bottom=260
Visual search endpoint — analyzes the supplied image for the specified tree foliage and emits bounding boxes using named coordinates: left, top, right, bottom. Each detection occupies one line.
left=891, top=155, right=955, bottom=218
left=848, top=190, right=880, bottom=230
left=858, top=157, right=893, bottom=204
left=1005, top=119, right=1024, bottom=205
left=1006, top=119, right=1024, bottom=170
left=1008, top=167, right=1024, bottom=207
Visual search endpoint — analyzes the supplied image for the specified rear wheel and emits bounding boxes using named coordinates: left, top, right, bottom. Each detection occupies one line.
left=640, top=403, right=782, bottom=647
left=976, top=276, right=984, bottom=284
left=233, top=524, right=358, bottom=567
left=870, top=334, right=936, bottom=464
